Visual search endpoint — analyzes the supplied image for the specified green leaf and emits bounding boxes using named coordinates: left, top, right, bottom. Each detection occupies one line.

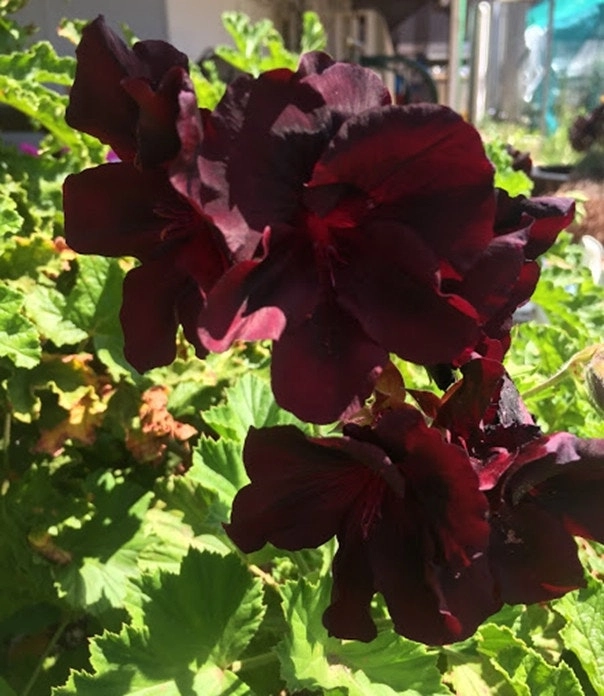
left=64, top=255, right=136, bottom=378
left=476, top=623, right=584, bottom=696
left=0, top=676, right=18, bottom=696
left=0, top=42, right=99, bottom=155
left=556, top=580, right=604, bottom=694
left=54, top=550, right=264, bottom=693
left=276, top=578, right=449, bottom=695
left=55, top=661, right=252, bottom=696
left=300, top=11, right=328, bottom=53
left=53, top=471, right=155, bottom=613
left=0, top=282, right=41, bottom=367
left=202, top=371, right=308, bottom=442
left=0, top=185, right=23, bottom=235
left=194, top=437, right=249, bottom=522
left=23, top=285, right=88, bottom=346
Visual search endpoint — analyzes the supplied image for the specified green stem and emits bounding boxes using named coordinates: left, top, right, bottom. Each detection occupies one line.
left=21, top=615, right=70, bottom=696
left=232, top=650, right=279, bottom=673
left=373, top=616, right=394, bottom=631
left=1, top=411, right=11, bottom=478
left=521, top=343, right=600, bottom=399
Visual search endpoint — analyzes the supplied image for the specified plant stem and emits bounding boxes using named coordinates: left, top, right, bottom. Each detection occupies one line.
left=521, top=343, right=601, bottom=399
left=232, top=649, right=279, bottom=673
left=2, top=411, right=11, bottom=473
left=21, top=615, right=70, bottom=696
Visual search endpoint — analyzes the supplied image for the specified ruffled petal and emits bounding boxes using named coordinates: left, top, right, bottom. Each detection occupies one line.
left=309, top=104, right=496, bottom=270
left=505, top=433, right=604, bottom=541
left=66, top=15, right=188, bottom=162
left=489, top=502, right=586, bottom=604
left=494, top=190, right=575, bottom=258
left=333, top=219, right=481, bottom=365
left=270, top=302, right=388, bottom=424
left=225, top=425, right=378, bottom=552
left=63, top=163, right=171, bottom=257
left=120, top=261, right=205, bottom=371
left=198, top=235, right=318, bottom=352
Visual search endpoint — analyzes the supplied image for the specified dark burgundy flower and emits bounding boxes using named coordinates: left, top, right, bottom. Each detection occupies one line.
left=63, top=162, right=229, bottom=370
left=486, top=433, right=604, bottom=604
left=444, top=191, right=575, bottom=362
left=66, top=15, right=190, bottom=168
left=64, top=19, right=234, bottom=370
left=169, top=52, right=573, bottom=423
left=435, top=357, right=604, bottom=605
left=226, top=409, right=499, bottom=645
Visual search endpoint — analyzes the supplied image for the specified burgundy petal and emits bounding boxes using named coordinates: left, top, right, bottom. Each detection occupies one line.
left=489, top=502, right=586, bottom=604
left=309, top=104, right=496, bottom=271
left=376, top=410, right=491, bottom=566
left=270, top=302, right=388, bottom=424
left=323, top=522, right=377, bottom=642
left=494, top=190, right=575, bottom=258
left=173, top=54, right=390, bottom=259
left=333, top=219, right=481, bottom=365
left=120, top=261, right=205, bottom=371
left=297, top=51, right=391, bottom=119
left=457, top=232, right=528, bottom=322
left=63, top=163, right=171, bottom=257
left=369, top=508, right=499, bottom=644
left=225, top=425, right=378, bottom=552
left=198, top=234, right=319, bottom=352
left=66, top=15, right=188, bottom=162
left=434, top=358, right=506, bottom=439
left=122, top=65, right=193, bottom=168
left=505, top=434, right=604, bottom=541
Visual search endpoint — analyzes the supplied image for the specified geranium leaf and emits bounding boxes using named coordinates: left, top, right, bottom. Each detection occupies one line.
left=202, top=372, right=307, bottom=442
left=556, top=579, right=604, bottom=695
left=64, top=255, right=137, bottom=379
left=276, top=577, right=449, bottom=696
left=54, top=662, right=252, bottom=696
left=0, top=186, right=23, bottom=234
left=0, top=676, right=18, bottom=696
left=136, top=549, right=265, bottom=668
left=0, top=41, right=101, bottom=156
left=194, top=437, right=250, bottom=522
left=0, top=283, right=41, bottom=368
left=52, top=471, right=155, bottom=614
left=54, top=549, right=264, bottom=693
left=23, top=285, right=88, bottom=346
left=476, top=623, right=583, bottom=696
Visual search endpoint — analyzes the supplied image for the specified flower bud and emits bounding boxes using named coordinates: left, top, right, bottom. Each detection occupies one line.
left=585, top=346, right=604, bottom=413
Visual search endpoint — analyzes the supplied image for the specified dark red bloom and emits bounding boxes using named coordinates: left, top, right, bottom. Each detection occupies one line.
left=63, top=18, right=230, bottom=370
left=63, top=163, right=229, bottom=370
left=66, top=15, right=189, bottom=168
left=436, top=358, right=604, bottom=604
left=226, top=409, right=498, bottom=645
left=170, top=53, right=573, bottom=423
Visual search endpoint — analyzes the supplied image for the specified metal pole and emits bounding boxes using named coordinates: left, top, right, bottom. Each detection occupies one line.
left=540, top=0, right=555, bottom=134
left=448, top=0, right=468, bottom=112
left=468, top=1, right=492, bottom=123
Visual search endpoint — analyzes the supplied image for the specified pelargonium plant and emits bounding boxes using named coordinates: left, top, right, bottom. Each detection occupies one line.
left=63, top=15, right=604, bottom=648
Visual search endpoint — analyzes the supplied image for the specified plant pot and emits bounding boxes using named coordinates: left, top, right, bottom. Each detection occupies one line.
left=530, top=164, right=574, bottom=196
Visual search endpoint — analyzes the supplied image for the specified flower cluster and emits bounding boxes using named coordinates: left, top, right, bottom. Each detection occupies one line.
left=63, top=17, right=604, bottom=647
left=227, top=359, right=604, bottom=644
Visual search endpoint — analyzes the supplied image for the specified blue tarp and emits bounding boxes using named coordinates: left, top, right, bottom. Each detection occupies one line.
left=528, top=0, right=603, bottom=30
left=525, top=0, right=604, bottom=130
